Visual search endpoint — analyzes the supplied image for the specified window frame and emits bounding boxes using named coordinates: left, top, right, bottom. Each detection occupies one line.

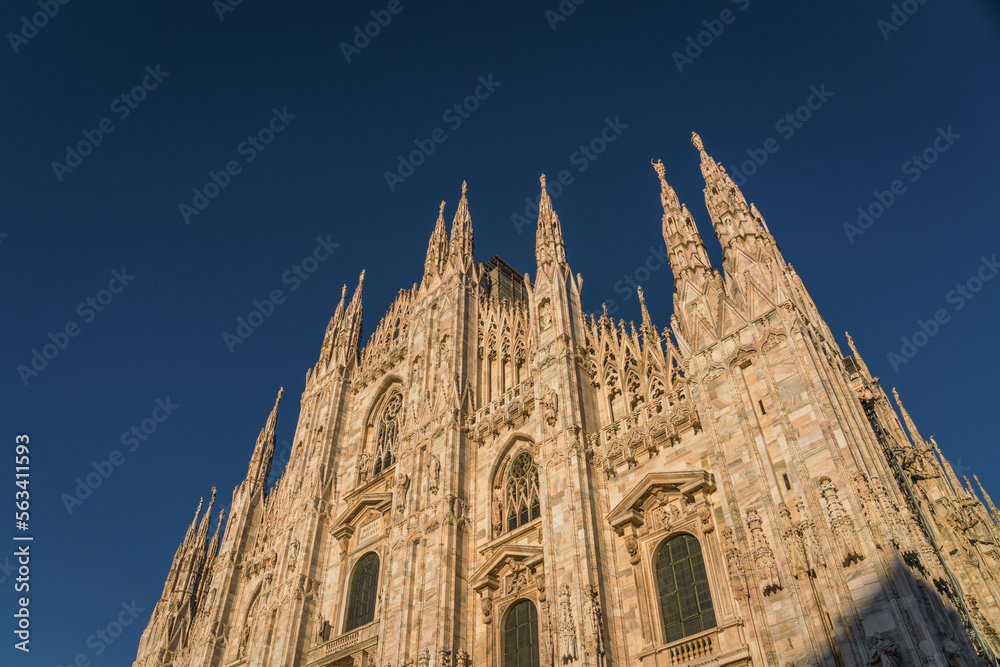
left=343, top=551, right=380, bottom=632
left=653, top=532, right=717, bottom=645
left=502, top=598, right=540, bottom=667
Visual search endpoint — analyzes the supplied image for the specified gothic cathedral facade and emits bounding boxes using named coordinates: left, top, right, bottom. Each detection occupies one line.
left=133, top=134, right=1000, bottom=667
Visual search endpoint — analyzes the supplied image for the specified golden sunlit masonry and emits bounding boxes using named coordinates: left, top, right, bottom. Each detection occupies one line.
left=133, top=134, right=1000, bottom=667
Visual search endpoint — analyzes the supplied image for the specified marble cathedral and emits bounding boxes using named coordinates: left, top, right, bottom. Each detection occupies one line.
left=133, top=134, right=1000, bottom=667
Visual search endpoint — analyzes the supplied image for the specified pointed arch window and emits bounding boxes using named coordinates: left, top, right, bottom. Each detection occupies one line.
left=503, top=599, right=539, bottom=667
left=655, top=534, right=716, bottom=644
left=344, top=552, right=379, bottom=632
left=373, top=392, right=402, bottom=476
left=504, top=453, right=541, bottom=532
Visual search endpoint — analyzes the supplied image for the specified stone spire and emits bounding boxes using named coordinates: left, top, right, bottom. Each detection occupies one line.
left=342, top=271, right=365, bottom=360
left=975, top=475, right=1000, bottom=525
left=892, top=388, right=925, bottom=448
left=932, top=437, right=964, bottom=496
left=196, top=487, right=217, bottom=541
left=845, top=332, right=875, bottom=382
left=206, top=509, right=225, bottom=560
left=246, top=388, right=282, bottom=491
left=184, top=495, right=205, bottom=543
left=449, top=181, right=475, bottom=273
left=652, top=158, right=715, bottom=284
left=424, top=201, right=449, bottom=280
left=692, top=132, right=767, bottom=250
left=535, top=175, right=568, bottom=270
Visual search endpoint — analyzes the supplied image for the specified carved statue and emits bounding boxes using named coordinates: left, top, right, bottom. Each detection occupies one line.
left=395, top=473, right=411, bottom=515
left=455, top=649, right=470, bottom=667
left=358, top=451, right=370, bottom=484
left=492, top=497, right=503, bottom=534
left=900, top=442, right=940, bottom=483
left=427, top=454, right=441, bottom=495
left=540, top=385, right=558, bottom=427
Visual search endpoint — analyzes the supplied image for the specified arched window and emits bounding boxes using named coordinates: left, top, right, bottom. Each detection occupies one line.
left=373, top=392, right=402, bottom=476
left=344, top=552, right=379, bottom=631
left=504, top=453, right=541, bottom=532
left=655, top=534, right=716, bottom=643
left=503, top=599, right=539, bottom=667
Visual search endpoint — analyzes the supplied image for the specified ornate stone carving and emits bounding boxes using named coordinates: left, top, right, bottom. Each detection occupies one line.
left=583, top=584, right=605, bottom=658
left=557, top=584, right=577, bottom=662
left=746, top=507, right=782, bottom=594
left=394, top=473, right=410, bottom=516
left=540, top=385, right=558, bottom=427
left=427, top=454, right=441, bottom=495
left=819, top=476, right=864, bottom=567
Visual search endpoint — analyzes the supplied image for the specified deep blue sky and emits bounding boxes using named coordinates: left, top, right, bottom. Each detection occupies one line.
left=3, top=0, right=1000, bottom=664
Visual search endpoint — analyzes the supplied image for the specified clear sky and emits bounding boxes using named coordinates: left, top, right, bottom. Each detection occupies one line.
left=3, top=0, right=1000, bottom=664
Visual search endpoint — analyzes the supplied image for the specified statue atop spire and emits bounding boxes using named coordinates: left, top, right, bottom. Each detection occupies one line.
left=535, top=174, right=568, bottom=271
left=449, top=182, right=474, bottom=272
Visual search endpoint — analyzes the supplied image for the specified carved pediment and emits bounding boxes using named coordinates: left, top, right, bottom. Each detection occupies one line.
left=470, top=544, right=543, bottom=593
left=607, top=470, right=715, bottom=535
left=330, top=492, right=392, bottom=547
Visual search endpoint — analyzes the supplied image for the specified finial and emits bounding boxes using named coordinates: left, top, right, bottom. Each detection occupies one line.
left=651, top=159, right=666, bottom=181
left=691, top=132, right=704, bottom=152
left=461, top=180, right=467, bottom=195
left=341, top=284, right=348, bottom=300
left=637, top=285, right=646, bottom=305
left=439, top=201, right=446, bottom=216
left=358, top=269, right=366, bottom=286
left=540, top=174, right=547, bottom=189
